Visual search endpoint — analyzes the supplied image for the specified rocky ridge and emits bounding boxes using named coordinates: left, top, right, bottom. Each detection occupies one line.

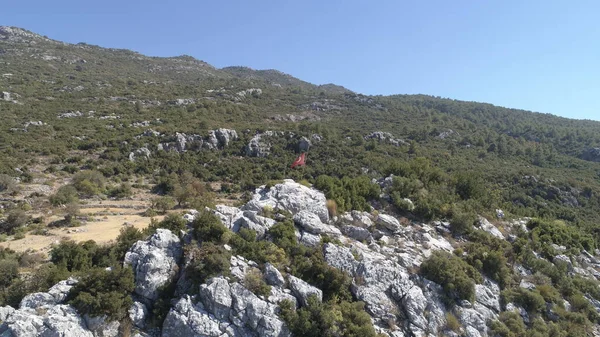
left=2, top=180, right=600, bottom=336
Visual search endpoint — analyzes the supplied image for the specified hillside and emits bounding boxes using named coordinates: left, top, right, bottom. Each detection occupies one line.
left=1, top=26, right=600, bottom=337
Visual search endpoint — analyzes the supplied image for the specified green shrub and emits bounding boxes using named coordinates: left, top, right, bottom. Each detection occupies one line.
left=72, top=170, right=106, bottom=196
left=244, top=269, right=271, bottom=298
left=151, top=196, right=175, bottom=214
left=0, top=174, right=17, bottom=194
left=192, top=210, right=228, bottom=243
left=112, top=226, right=145, bottom=261
left=279, top=297, right=382, bottom=337
left=0, top=259, right=19, bottom=288
left=445, top=312, right=461, bottom=333
left=146, top=213, right=187, bottom=236
left=50, top=185, right=79, bottom=206
left=107, top=183, right=133, bottom=199
left=67, top=266, right=134, bottom=320
left=1, top=210, right=29, bottom=234
left=449, top=208, right=476, bottom=235
left=501, top=288, right=545, bottom=314
left=314, top=175, right=380, bottom=213
left=489, top=311, right=526, bottom=337
left=186, top=243, right=231, bottom=286
left=420, top=251, right=482, bottom=302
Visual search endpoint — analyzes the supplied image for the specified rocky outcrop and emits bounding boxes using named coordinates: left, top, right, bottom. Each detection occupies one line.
left=84, top=315, right=120, bottom=337
left=376, top=213, right=403, bottom=233
left=244, top=133, right=272, bottom=157
left=129, top=301, right=149, bottom=329
left=298, top=137, right=311, bottom=152
left=293, top=211, right=341, bottom=236
left=162, top=276, right=290, bottom=337
left=0, top=277, right=97, bottom=337
left=158, top=129, right=238, bottom=153
left=242, top=179, right=329, bottom=223
left=264, top=263, right=285, bottom=287
left=288, top=275, right=322, bottom=307
left=211, top=206, right=276, bottom=238
left=364, top=131, right=405, bottom=146
left=476, top=217, right=504, bottom=239
left=124, top=229, right=183, bottom=302
left=129, top=147, right=151, bottom=162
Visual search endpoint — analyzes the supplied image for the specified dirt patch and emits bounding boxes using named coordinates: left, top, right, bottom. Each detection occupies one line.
left=0, top=208, right=164, bottom=254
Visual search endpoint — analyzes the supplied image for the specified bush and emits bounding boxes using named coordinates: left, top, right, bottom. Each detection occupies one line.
left=489, top=311, right=527, bottom=337
left=0, top=174, right=17, bottom=194
left=72, top=170, right=106, bottom=196
left=501, top=288, right=545, bottom=314
left=107, top=183, right=133, bottom=199
left=1, top=210, right=28, bottom=234
left=314, top=175, right=380, bottom=213
left=112, top=226, right=145, bottom=261
left=50, top=185, right=79, bottom=206
left=0, top=259, right=19, bottom=288
left=50, top=240, right=95, bottom=272
left=192, top=210, right=228, bottom=243
left=186, top=243, right=231, bottom=286
left=445, top=312, right=461, bottom=333
left=279, top=296, right=382, bottom=337
left=146, top=213, right=187, bottom=236
left=449, top=208, right=476, bottom=235
left=420, top=251, right=482, bottom=302
left=67, top=266, right=134, bottom=320
left=244, top=269, right=271, bottom=298
left=151, top=196, right=175, bottom=214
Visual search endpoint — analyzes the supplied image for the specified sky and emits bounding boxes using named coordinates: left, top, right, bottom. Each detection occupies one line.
left=3, top=0, right=600, bottom=121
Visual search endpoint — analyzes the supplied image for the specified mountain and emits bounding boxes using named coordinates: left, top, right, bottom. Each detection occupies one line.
left=1, top=26, right=600, bottom=337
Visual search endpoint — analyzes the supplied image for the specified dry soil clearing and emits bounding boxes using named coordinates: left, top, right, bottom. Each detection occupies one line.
left=0, top=201, right=164, bottom=254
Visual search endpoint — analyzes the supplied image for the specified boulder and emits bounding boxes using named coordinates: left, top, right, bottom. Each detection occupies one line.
left=233, top=210, right=276, bottom=238
left=0, top=306, right=15, bottom=322
left=230, top=255, right=252, bottom=281
left=267, top=288, right=297, bottom=308
left=128, top=147, right=151, bottom=162
left=553, top=254, right=574, bottom=272
left=475, top=279, right=501, bottom=313
left=341, top=225, right=372, bottom=242
left=84, top=315, right=120, bottom=337
left=19, top=292, right=57, bottom=309
left=48, top=277, right=78, bottom=303
left=129, top=302, right=148, bottom=329
left=298, top=137, right=311, bottom=152
left=293, top=211, right=341, bottom=236
left=476, top=217, right=504, bottom=239
left=244, top=133, right=271, bottom=157
left=288, top=275, right=323, bottom=307
left=0, top=304, right=93, bottom=337
left=338, top=210, right=374, bottom=228
left=199, top=277, right=232, bottom=321
left=124, top=229, right=183, bottom=301
left=214, top=128, right=238, bottom=148
left=264, top=263, right=285, bottom=287
left=242, top=179, right=329, bottom=223
left=376, top=214, right=402, bottom=232
left=323, top=243, right=359, bottom=276
left=161, top=296, right=224, bottom=337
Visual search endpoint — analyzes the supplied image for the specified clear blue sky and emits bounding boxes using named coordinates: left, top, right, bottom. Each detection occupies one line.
left=3, top=1, right=600, bottom=121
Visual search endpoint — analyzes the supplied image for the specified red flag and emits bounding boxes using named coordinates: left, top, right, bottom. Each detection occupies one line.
left=291, top=152, right=306, bottom=168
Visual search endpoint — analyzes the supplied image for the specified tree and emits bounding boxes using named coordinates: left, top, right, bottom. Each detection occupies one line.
left=1, top=210, right=28, bottom=234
